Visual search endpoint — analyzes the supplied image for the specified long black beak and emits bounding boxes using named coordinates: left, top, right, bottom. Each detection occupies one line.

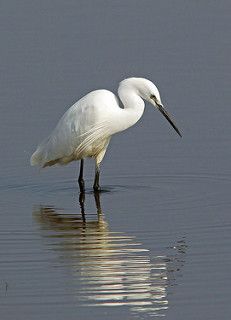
left=156, top=103, right=182, bottom=137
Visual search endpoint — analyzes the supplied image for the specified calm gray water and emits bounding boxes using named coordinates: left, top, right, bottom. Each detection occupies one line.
left=1, top=1, right=231, bottom=319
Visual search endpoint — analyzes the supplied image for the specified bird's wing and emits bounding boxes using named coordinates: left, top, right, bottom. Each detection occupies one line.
left=30, top=103, right=111, bottom=166
left=75, top=121, right=110, bottom=158
left=30, top=89, right=118, bottom=167
left=30, top=102, right=86, bottom=166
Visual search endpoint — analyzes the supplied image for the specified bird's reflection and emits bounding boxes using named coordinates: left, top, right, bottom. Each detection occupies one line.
left=34, top=192, right=186, bottom=318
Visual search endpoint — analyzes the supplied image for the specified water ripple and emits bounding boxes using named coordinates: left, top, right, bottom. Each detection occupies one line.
left=32, top=192, right=186, bottom=318
left=1, top=173, right=230, bottom=213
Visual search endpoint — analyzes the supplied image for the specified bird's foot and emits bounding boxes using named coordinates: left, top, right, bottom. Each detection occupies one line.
left=93, top=184, right=101, bottom=192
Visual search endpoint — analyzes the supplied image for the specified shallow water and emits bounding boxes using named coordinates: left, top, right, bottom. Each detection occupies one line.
left=1, top=1, right=231, bottom=320
left=1, top=173, right=231, bottom=319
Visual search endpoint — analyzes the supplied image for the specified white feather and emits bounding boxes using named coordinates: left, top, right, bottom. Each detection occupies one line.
left=30, top=89, right=119, bottom=167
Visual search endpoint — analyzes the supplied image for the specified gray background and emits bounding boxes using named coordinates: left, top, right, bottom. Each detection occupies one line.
left=0, top=1, right=231, bottom=319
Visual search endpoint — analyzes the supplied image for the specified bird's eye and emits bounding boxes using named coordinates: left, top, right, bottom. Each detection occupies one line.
left=150, top=94, right=156, bottom=100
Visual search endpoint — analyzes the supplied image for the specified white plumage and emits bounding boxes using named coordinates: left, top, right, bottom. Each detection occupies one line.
left=31, top=77, right=181, bottom=190
left=31, top=90, right=116, bottom=167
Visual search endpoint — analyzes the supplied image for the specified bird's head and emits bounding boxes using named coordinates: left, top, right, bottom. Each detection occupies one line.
left=123, top=77, right=182, bottom=137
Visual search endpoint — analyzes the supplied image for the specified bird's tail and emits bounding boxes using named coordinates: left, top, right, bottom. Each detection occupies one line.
left=30, top=134, right=53, bottom=167
left=30, top=147, right=45, bottom=167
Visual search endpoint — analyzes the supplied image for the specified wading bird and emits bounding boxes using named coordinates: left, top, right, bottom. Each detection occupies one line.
left=31, top=77, right=181, bottom=191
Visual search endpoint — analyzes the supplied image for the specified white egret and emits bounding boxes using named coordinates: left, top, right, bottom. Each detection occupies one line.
left=31, top=77, right=181, bottom=191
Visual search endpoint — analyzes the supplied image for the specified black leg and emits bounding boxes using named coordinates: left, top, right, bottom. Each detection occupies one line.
left=78, top=159, right=85, bottom=192
left=93, top=164, right=100, bottom=191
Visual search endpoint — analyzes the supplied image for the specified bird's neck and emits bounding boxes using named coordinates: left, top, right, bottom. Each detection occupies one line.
left=117, top=86, right=145, bottom=132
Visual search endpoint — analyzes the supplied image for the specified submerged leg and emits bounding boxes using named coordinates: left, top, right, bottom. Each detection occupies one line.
left=78, top=159, right=85, bottom=191
left=93, top=163, right=100, bottom=191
